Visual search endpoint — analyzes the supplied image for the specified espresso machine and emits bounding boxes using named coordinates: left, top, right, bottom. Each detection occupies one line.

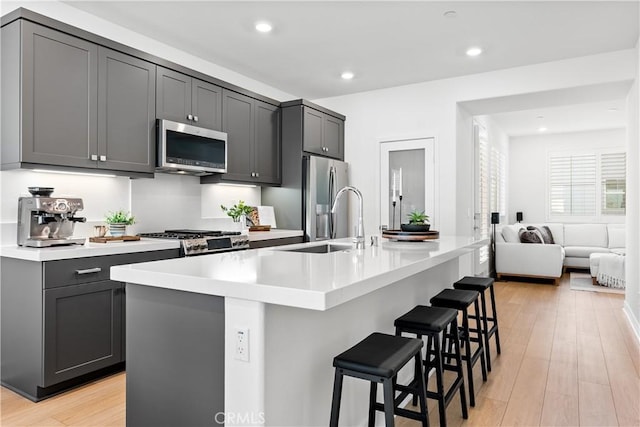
left=17, top=187, right=87, bottom=247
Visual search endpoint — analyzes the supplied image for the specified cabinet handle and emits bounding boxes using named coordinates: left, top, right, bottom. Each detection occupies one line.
left=187, top=114, right=194, bottom=121
left=90, top=154, right=98, bottom=161
left=75, top=267, right=102, bottom=275
left=193, top=115, right=199, bottom=122
left=99, top=155, right=107, bottom=162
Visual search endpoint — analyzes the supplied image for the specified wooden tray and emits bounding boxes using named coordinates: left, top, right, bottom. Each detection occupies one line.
left=89, top=235, right=141, bottom=243
left=382, top=230, right=439, bottom=241
left=249, top=225, right=271, bottom=231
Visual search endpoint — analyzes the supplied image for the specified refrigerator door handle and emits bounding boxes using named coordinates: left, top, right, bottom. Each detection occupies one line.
left=329, top=165, right=336, bottom=239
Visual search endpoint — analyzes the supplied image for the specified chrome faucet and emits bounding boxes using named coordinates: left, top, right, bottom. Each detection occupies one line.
left=331, top=186, right=365, bottom=249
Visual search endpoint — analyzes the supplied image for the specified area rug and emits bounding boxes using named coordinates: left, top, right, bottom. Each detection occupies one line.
left=569, top=272, right=625, bottom=294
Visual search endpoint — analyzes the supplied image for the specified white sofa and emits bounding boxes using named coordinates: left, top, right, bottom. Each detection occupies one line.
left=495, top=223, right=625, bottom=284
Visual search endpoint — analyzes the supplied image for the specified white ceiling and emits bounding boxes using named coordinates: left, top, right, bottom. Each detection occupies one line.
left=62, top=0, right=639, bottom=136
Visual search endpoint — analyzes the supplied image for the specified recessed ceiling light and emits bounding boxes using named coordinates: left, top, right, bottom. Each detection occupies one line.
left=536, top=115, right=545, bottom=120
left=466, top=47, right=483, bottom=57
left=608, top=107, right=619, bottom=112
left=443, top=10, right=457, bottom=18
left=341, top=71, right=354, bottom=80
left=538, top=127, right=548, bottom=132
left=255, top=21, right=273, bottom=33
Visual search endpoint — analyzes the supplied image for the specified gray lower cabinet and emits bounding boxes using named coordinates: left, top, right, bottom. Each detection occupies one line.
left=156, top=66, right=222, bottom=131
left=201, top=89, right=281, bottom=185
left=1, top=20, right=156, bottom=176
left=43, top=280, right=123, bottom=387
left=281, top=100, right=345, bottom=160
left=0, top=249, right=178, bottom=401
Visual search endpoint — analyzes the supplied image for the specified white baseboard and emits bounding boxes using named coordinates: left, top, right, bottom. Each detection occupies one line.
left=623, top=301, right=640, bottom=343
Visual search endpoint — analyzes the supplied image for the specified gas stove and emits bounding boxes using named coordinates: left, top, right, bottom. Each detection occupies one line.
left=138, top=229, right=250, bottom=256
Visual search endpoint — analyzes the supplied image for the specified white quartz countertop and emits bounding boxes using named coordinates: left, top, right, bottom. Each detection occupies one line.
left=247, top=229, right=303, bottom=241
left=0, top=239, right=180, bottom=261
left=111, top=236, right=487, bottom=311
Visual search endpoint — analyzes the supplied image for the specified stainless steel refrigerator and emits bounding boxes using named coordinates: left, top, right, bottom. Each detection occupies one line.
left=303, top=155, right=349, bottom=241
left=261, top=155, right=349, bottom=241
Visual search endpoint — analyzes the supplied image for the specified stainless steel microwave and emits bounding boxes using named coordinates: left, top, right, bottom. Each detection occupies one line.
left=156, top=119, right=227, bottom=176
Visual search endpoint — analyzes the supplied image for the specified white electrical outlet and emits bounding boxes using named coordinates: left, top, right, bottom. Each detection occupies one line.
left=235, top=328, right=250, bottom=362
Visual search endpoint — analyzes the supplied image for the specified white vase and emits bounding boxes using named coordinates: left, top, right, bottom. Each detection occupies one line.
left=109, top=223, right=127, bottom=236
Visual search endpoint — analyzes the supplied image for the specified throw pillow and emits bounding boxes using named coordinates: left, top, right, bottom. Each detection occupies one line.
left=526, top=226, right=554, bottom=244
left=502, top=225, right=523, bottom=243
left=520, top=228, right=544, bottom=244
left=541, top=226, right=555, bottom=244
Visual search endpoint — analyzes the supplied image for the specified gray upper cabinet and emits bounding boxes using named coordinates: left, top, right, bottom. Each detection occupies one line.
left=302, top=106, right=344, bottom=159
left=281, top=100, right=345, bottom=161
left=201, top=89, right=280, bottom=185
left=98, top=47, right=156, bottom=174
left=16, top=21, right=98, bottom=169
left=255, top=102, right=281, bottom=184
left=1, top=20, right=156, bottom=176
left=156, top=66, right=222, bottom=131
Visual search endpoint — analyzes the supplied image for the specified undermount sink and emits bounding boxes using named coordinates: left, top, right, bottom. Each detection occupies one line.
left=279, top=243, right=353, bottom=254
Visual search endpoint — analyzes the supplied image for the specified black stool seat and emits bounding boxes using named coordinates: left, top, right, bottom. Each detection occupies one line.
left=430, top=288, right=479, bottom=310
left=330, top=332, right=429, bottom=427
left=333, top=332, right=423, bottom=378
left=394, top=305, right=457, bottom=333
left=453, top=276, right=494, bottom=290
left=454, top=276, right=501, bottom=373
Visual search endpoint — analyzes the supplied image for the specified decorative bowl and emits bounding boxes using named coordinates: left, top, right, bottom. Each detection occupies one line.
left=400, top=223, right=431, bottom=232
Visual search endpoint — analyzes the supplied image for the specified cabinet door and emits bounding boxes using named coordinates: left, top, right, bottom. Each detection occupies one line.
left=221, top=90, right=254, bottom=182
left=254, top=101, right=281, bottom=184
left=302, top=107, right=325, bottom=156
left=192, top=79, right=222, bottom=131
left=156, top=66, right=192, bottom=124
left=98, top=48, right=156, bottom=173
left=43, top=281, right=123, bottom=386
left=323, top=115, right=344, bottom=160
left=21, top=21, right=98, bottom=168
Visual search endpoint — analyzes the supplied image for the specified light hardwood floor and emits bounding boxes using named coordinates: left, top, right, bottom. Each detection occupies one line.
left=2, top=274, right=639, bottom=426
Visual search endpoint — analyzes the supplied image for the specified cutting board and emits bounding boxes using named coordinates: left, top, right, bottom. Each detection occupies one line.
left=382, top=230, right=439, bottom=241
left=89, top=235, right=141, bottom=243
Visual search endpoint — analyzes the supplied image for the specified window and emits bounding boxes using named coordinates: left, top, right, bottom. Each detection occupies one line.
left=548, top=151, right=625, bottom=218
left=601, top=152, right=626, bottom=215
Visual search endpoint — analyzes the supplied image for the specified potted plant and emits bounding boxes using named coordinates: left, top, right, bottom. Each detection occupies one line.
left=401, top=210, right=430, bottom=232
left=220, top=200, right=254, bottom=224
left=105, top=209, right=135, bottom=236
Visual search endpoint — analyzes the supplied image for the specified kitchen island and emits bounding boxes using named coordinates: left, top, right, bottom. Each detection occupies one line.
left=111, top=235, right=486, bottom=426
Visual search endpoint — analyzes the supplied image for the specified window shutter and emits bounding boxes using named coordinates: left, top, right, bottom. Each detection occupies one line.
left=549, top=154, right=596, bottom=216
left=601, top=152, right=626, bottom=215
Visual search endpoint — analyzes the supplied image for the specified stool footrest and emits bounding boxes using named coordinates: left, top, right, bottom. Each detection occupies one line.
left=371, top=402, right=428, bottom=422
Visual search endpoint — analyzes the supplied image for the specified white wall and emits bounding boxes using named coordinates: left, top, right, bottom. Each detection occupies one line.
left=508, top=128, right=626, bottom=224
left=314, top=49, right=636, bottom=237
left=623, top=36, right=640, bottom=338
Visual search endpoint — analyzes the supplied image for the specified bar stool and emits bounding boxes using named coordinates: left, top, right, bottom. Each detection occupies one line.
left=430, top=289, right=487, bottom=407
left=453, top=276, right=501, bottom=372
left=330, top=332, right=429, bottom=427
left=394, top=305, right=468, bottom=427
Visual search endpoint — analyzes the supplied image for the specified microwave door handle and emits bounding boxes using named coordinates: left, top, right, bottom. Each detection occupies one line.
left=329, top=166, right=335, bottom=239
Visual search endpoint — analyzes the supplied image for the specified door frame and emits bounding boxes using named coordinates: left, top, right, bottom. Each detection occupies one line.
left=379, top=136, right=438, bottom=231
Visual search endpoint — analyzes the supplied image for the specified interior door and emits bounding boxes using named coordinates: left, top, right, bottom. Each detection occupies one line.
left=379, top=138, right=435, bottom=231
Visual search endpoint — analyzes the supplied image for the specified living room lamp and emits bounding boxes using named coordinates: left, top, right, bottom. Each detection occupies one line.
left=491, top=212, right=499, bottom=278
